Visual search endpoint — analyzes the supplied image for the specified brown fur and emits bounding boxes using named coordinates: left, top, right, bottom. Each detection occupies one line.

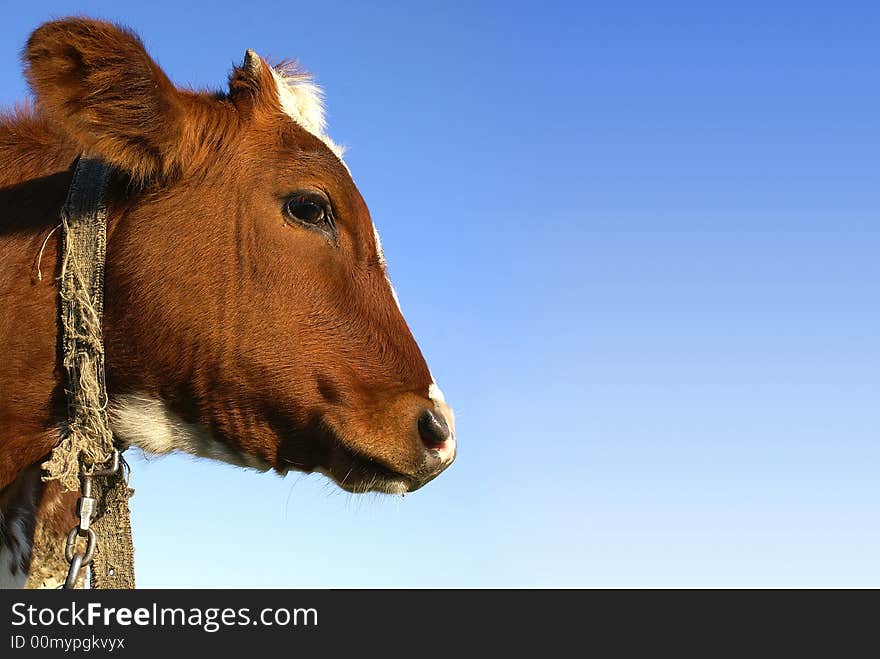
left=0, top=18, right=453, bottom=583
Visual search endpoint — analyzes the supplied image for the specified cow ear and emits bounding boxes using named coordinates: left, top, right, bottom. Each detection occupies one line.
left=24, top=18, right=184, bottom=181
left=228, top=49, right=281, bottom=118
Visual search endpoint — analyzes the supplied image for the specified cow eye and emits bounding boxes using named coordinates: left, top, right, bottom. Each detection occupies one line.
left=283, top=193, right=337, bottom=240
left=286, top=199, right=325, bottom=224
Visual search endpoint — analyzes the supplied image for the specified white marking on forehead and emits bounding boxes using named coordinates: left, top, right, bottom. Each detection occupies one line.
left=372, top=224, right=387, bottom=268
left=372, top=222, right=402, bottom=311
left=387, top=280, right=402, bottom=310
left=269, top=65, right=346, bottom=162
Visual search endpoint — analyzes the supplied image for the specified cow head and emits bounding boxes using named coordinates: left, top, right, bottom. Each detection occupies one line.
left=24, top=19, right=455, bottom=494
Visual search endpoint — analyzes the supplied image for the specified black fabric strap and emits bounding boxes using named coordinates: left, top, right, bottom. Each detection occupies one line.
left=34, top=156, right=136, bottom=589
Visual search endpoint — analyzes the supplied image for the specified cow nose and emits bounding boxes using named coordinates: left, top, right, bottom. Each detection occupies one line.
left=415, top=406, right=456, bottom=473
left=418, top=408, right=450, bottom=447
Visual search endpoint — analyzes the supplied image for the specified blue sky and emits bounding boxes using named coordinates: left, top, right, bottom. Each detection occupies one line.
left=2, top=2, right=878, bottom=586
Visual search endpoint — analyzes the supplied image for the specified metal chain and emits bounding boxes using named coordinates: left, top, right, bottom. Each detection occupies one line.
left=61, top=450, right=121, bottom=589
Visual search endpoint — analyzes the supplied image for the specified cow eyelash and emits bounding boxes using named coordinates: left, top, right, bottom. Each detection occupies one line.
left=282, top=192, right=337, bottom=240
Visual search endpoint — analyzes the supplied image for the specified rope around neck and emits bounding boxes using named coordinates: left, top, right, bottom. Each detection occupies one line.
left=36, top=156, right=135, bottom=589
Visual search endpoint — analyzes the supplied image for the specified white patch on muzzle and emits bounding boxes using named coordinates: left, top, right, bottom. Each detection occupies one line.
left=428, top=382, right=446, bottom=405
left=427, top=381, right=456, bottom=464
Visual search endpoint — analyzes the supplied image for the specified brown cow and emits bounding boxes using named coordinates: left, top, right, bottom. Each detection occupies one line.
left=0, top=18, right=456, bottom=587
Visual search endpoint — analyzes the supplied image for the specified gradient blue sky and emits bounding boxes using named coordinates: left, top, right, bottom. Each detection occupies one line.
left=2, top=2, right=878, bottom=586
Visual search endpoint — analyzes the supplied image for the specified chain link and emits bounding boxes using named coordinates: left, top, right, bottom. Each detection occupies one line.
left=61, top=450, right=121, bottom=589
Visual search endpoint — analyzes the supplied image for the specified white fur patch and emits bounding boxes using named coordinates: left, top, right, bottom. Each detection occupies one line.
left=427, top=381, right=456, bottom=463
left=372, top=224, right=387, bottom=269
left=264, top=56, right=398, bottom=317
left=110, top=395, right=272, bottom=472
left=269, top=65, right=346, bottom=161
left=372, top=223, right=402, bottom=311
left=428, top=383, right=446, bottom=405
left=0, top=515, right=28, bottom=589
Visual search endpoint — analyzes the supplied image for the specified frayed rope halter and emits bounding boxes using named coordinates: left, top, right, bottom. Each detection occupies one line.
left=33, top=156, right=135, bottom=589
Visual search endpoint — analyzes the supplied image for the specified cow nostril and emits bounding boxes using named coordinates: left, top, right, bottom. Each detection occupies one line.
left=418, top=408, right=450, bottom=448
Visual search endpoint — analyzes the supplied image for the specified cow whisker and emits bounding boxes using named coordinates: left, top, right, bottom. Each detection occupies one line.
left=32, top=223, right=61, bottom=283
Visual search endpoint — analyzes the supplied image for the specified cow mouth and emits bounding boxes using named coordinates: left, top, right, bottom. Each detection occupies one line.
left=275, top=418, right=443, bottom=495
left=319, top=445, right=422, bottom=495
